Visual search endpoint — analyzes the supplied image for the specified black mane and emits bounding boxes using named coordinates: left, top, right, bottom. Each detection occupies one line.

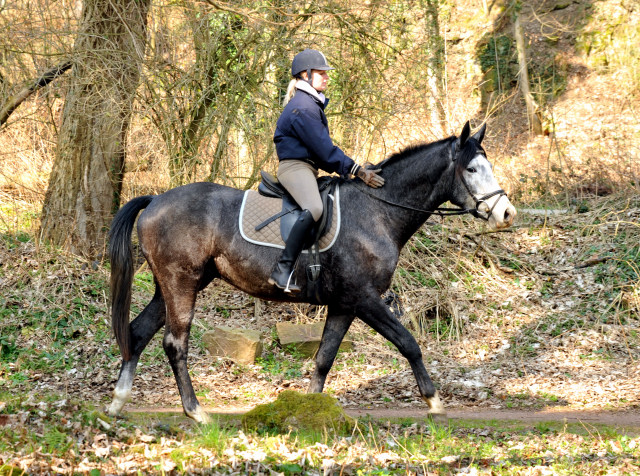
left=376, top=137, right=454, bottom=169
left=375, top=134, right=485, bottom=175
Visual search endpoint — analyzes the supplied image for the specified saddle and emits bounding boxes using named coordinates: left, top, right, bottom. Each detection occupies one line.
left=256, top=171, right=337, bottom=246
left=244, top=170, right=339, bottom=303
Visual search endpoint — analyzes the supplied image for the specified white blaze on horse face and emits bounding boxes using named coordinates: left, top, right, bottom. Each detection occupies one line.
left=464, top=154, right=516, bottom=229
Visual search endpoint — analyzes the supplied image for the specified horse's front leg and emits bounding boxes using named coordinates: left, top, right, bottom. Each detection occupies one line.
left=308, top=306, right=355, bottom=393
left=162, top=291, right=210, bottom=424
left=108, top=289, right=166, bottom=417
left=355, top=294, right=446, bottom=417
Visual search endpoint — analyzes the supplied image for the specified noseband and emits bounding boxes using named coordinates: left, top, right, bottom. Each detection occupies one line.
left=457, top=171, right=507, bottom=222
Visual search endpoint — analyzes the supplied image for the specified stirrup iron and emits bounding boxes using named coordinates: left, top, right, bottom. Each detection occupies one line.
left=284, top=270, right=297, bottom=293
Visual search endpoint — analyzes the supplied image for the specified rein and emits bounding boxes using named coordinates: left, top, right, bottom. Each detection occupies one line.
left=353, top=183, right=479, bottom=218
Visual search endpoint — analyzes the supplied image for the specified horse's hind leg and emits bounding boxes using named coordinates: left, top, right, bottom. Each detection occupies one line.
left=160, top=285, right=210, bottom=423
left=309, top=306, right=355, bottom=393
left=108, top=288, right=166, bottom=417
left=355, top=295, right=446, bottom=417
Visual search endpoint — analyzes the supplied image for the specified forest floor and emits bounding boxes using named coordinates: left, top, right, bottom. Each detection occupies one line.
left=1, top=1, right=638, bottom=429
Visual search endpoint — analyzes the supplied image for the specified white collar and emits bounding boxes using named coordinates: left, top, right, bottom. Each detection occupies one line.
left=296, top=80, right=326, bottom=104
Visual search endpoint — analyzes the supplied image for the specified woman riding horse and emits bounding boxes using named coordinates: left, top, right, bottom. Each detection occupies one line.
left=270, top=49, right=385, bottom=293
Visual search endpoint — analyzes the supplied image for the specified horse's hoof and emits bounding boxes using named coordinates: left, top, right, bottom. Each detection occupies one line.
left=422, top=391, right=448, bottom=424
left=108, top=388, right=131, bottom=417
left=423, top=391, right=446, bottom=413
left=107, top=400, right=126, bottom=418
left=187, top=406, right=211, bottom=424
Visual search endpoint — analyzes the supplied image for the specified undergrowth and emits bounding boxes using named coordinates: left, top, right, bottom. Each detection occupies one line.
left=0, top=189, right=639, bottom=472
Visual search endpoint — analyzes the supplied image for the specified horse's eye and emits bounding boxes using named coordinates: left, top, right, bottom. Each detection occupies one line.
left=467, top=167, right=476, bottom=173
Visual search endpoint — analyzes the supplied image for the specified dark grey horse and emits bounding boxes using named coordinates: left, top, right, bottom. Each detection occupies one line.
left=107, top=122, right=516, bottom=423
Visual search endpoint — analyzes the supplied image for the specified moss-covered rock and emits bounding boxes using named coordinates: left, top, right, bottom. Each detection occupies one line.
left=241, top=390, right=354, bottom=434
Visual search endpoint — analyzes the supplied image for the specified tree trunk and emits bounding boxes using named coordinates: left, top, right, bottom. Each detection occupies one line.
left=40, top=0, right=150, bottom=256
left=422, top=0, right=447, bottom=136
left=514, top=12, right=543, bottom=135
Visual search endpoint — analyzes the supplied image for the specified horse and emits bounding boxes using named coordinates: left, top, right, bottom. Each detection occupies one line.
left=106, top=121, right=516, bottom=423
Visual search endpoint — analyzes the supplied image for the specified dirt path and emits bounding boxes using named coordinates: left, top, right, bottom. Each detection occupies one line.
left=348, top=407, right=640, bottom=428
left=129, top=405, right=640, bottom=428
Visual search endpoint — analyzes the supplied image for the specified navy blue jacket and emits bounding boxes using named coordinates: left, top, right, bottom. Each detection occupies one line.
left=273, top=87, right=359, bottom=176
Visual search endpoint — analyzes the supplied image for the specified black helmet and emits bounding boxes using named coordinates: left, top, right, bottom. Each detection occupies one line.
left=291, top=49, right=334, bottom=78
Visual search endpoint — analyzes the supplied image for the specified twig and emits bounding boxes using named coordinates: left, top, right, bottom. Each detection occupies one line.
left=575, top=256, right=610, bottom=269
left=534, top=256, right=609, bottom=276
left=463, top=233, right=514, bottom=273
left=470, top=227, right=519, bottom=236
left=536, top=267, right=560, bottom=276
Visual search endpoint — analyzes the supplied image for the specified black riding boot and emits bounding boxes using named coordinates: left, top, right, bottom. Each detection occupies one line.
left=269, top=209, right=315, bottom=293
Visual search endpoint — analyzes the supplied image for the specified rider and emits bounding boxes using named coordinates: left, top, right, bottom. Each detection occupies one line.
left=269, top=48, right=385, bottom=293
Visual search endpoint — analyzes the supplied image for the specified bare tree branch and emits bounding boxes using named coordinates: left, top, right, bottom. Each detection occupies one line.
left=0, top=60, right=72, bottom=127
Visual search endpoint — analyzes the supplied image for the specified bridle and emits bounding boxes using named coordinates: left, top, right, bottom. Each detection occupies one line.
left=354, top=141, right=508, bottom=221
left=452, top=138, right=507, bottom=221
left=457, top=171, right=507, bottom=221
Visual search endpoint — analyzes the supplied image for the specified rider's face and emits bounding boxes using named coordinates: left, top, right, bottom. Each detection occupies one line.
left=305, top=69, right=329, bottom=92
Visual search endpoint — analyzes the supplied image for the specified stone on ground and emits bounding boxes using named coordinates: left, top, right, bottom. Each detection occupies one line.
left=242, top=390, right=354, bottom=434
left=276, top=321, right=353, bottom=357
left=202, top=327, right=263, bottom=365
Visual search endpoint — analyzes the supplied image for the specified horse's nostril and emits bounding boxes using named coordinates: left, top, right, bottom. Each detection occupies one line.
left=504, top=207, right=517, bottom=224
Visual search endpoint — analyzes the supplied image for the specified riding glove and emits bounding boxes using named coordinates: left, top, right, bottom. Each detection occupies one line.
left=357, top=167, right=385, bottom=188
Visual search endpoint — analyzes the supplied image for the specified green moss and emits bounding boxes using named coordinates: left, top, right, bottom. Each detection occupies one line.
left=0, top=465, right=26, bottom=476
left=241, top=390, right=354, bottom=435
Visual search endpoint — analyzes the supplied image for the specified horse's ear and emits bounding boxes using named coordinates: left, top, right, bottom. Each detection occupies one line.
left=472, top=123, right=486, bottom=144
left=457, top=121, right=471, bottom=150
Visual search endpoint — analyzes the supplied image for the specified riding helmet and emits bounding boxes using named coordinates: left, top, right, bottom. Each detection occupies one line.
left=291, top=49, right=334, bottom=78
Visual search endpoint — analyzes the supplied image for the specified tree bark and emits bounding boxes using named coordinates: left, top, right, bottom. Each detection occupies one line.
left=40, top=0, right=151, bottom=256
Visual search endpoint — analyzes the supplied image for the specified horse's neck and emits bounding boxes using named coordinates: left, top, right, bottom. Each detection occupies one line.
left=381, top=150, right=453, bottom=246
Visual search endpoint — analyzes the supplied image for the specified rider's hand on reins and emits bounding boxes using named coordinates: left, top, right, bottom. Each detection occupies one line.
left=357, top=167, right=385, bottom=188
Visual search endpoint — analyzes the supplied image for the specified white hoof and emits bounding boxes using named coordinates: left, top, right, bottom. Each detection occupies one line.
left=107, top=388, right=131, bottom=416
left=187, top=405, right=211, bottom=424
left=424, top=391, right=447, bottom=420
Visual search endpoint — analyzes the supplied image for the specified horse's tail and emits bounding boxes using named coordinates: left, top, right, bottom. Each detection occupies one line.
left=109, top=195, right=154, bottom=361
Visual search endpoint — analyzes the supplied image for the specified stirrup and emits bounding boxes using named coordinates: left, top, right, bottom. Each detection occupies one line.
left=268, top=269, right=301, bottom=293
left=283, top=271, right=300, bottom=293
